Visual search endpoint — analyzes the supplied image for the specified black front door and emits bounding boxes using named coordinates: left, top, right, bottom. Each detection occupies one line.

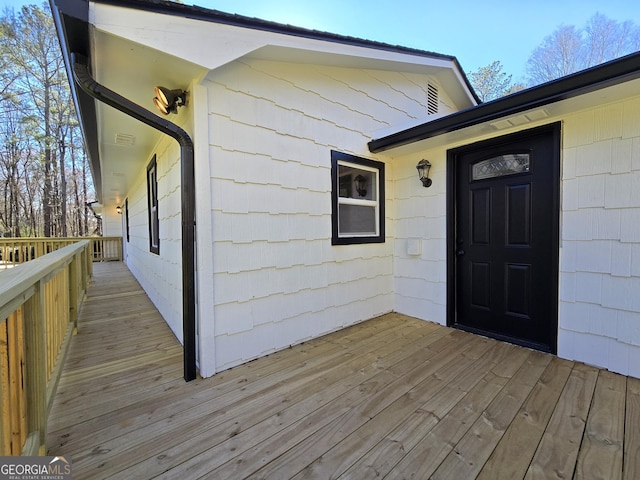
left=449, top=123, right=560, bottom=352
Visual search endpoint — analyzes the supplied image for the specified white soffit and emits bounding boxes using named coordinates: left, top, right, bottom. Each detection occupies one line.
left=89, top=27, right=206, bottom=208
left=489, top=109, right=549, bottom=129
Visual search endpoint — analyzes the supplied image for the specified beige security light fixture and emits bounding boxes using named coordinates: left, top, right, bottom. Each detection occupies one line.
left=153, top=86, right=187, bottom=115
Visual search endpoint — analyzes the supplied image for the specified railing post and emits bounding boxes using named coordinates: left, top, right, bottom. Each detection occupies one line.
left=83, top=243, right=90, bottom=292
left=22, top=281, right=47, bottom=456
left=68, top=254, right=79, bottom=333
left=80, top=248, right=86, bottom=295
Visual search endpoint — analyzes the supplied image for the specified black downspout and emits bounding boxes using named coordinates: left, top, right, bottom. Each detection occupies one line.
left=71, top=53, right=197, bottom=382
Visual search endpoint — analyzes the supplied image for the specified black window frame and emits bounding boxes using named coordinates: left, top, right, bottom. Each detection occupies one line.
left=331, top=150, right=385, bottom=245
left=147, top=155, right=160, bottom=255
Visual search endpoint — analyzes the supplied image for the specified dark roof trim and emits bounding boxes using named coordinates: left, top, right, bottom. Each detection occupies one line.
left=369, top=51, right=640, bottom=153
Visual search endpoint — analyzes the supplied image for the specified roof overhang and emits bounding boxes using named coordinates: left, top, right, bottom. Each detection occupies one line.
left=51, top=0, right=478, bottom=206
left=368, top=51, right=640, bottom=155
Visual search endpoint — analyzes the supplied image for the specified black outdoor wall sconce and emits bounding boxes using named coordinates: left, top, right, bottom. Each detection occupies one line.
left=416, top=159, right=432, bottom=187
left=354, top=174, right=367, bottom=197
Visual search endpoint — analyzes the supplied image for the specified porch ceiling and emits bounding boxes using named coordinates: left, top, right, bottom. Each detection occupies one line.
left=90, top=28, right=205, bottom=210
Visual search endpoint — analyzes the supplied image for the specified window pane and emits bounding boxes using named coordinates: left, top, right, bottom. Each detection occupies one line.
left=472, top=153, right=530, bottom=181
left=151, top=207, right=159, bottom=248
left=339, top=204, right=376, bottom=236
left=147, top=156, right=159, bottom=254
left=338, top=164, right=376, bottom=201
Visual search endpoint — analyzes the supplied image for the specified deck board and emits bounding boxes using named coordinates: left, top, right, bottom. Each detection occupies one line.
left=292, top=339, right=511, bottom=480
left=625, top=377, right=640, bottom=480
left=475, top=357, right=573, bottom=480
left=47, top=262, right=640, bottom=479
left=523, top=362, right=599, bottom=480
left=575, top=370, right=626, bottom=480
left=256, top=334, right=488, bottom=480
left=428, top=350, right=552, bottom=480
left=383, top=345, right=531, bottom=480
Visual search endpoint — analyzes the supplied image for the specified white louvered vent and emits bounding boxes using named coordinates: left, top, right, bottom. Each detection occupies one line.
left=114, top=133, right=136, bottom=146
left=427, top=83, right=438, bottom=115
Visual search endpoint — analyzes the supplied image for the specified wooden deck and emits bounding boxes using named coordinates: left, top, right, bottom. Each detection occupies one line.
left=47, top=262, right=640, bottom=479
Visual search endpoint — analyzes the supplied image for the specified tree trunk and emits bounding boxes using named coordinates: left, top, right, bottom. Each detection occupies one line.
left=59, top=140, right=67, bottom=237
left=43, top=80, right=52, bottom=237
left=71, top=129, right=82, bottom=236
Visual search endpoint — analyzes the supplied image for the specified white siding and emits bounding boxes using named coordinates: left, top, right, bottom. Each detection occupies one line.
left=391, top=147, right=448, bottom=324
left=123, top=137, right=184, bottom=343
left=559, top=96, right=640, bottom=378
left=102, top=212, right=123, bottom=237
left=204, top=59, right=447, bottom=371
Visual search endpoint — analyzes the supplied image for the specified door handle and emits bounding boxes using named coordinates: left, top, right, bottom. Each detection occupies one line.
left=456, top=249, right=465, bottom=256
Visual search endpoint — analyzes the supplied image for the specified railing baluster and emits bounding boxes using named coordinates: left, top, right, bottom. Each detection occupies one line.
left=8, top=309, right=26, bottom=454
left=69, top=254, right=79, bottom=331
left=0, top=318, right=10, bottom=454
left=22, top=280, right=46, bottom=456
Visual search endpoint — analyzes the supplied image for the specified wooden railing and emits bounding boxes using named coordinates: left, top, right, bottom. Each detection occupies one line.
left=0, top=236, right=122, bottom=268
left=0, top=241, right=92, bottom=455
left=90, top=236, right=123, bottom=263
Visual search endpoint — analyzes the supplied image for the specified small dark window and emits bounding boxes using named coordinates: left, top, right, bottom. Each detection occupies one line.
left=331, top=151, right=385, bottom=245
left=147, top=155, right=159, bottom=254
left=125, top=198, right=130, bottom=243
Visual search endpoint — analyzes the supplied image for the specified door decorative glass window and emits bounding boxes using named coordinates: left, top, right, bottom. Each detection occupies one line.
left=472, top=153, right=530, bottom=181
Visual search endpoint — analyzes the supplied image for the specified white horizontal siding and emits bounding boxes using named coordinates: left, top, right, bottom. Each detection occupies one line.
left=206, top=59, right=431, bottom=370
left=559, top=95, right=640, bottom=378
left=390, top=146, right=449, bottom=325
left=123, top=137, right=184, bottom=343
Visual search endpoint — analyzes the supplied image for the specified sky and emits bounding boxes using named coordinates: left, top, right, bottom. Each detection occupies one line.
left=2, top=0, right=639, bottom=81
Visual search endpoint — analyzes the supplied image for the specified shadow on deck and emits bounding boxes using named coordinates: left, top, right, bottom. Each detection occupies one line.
left=47, top=262, right=640, bottom=479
